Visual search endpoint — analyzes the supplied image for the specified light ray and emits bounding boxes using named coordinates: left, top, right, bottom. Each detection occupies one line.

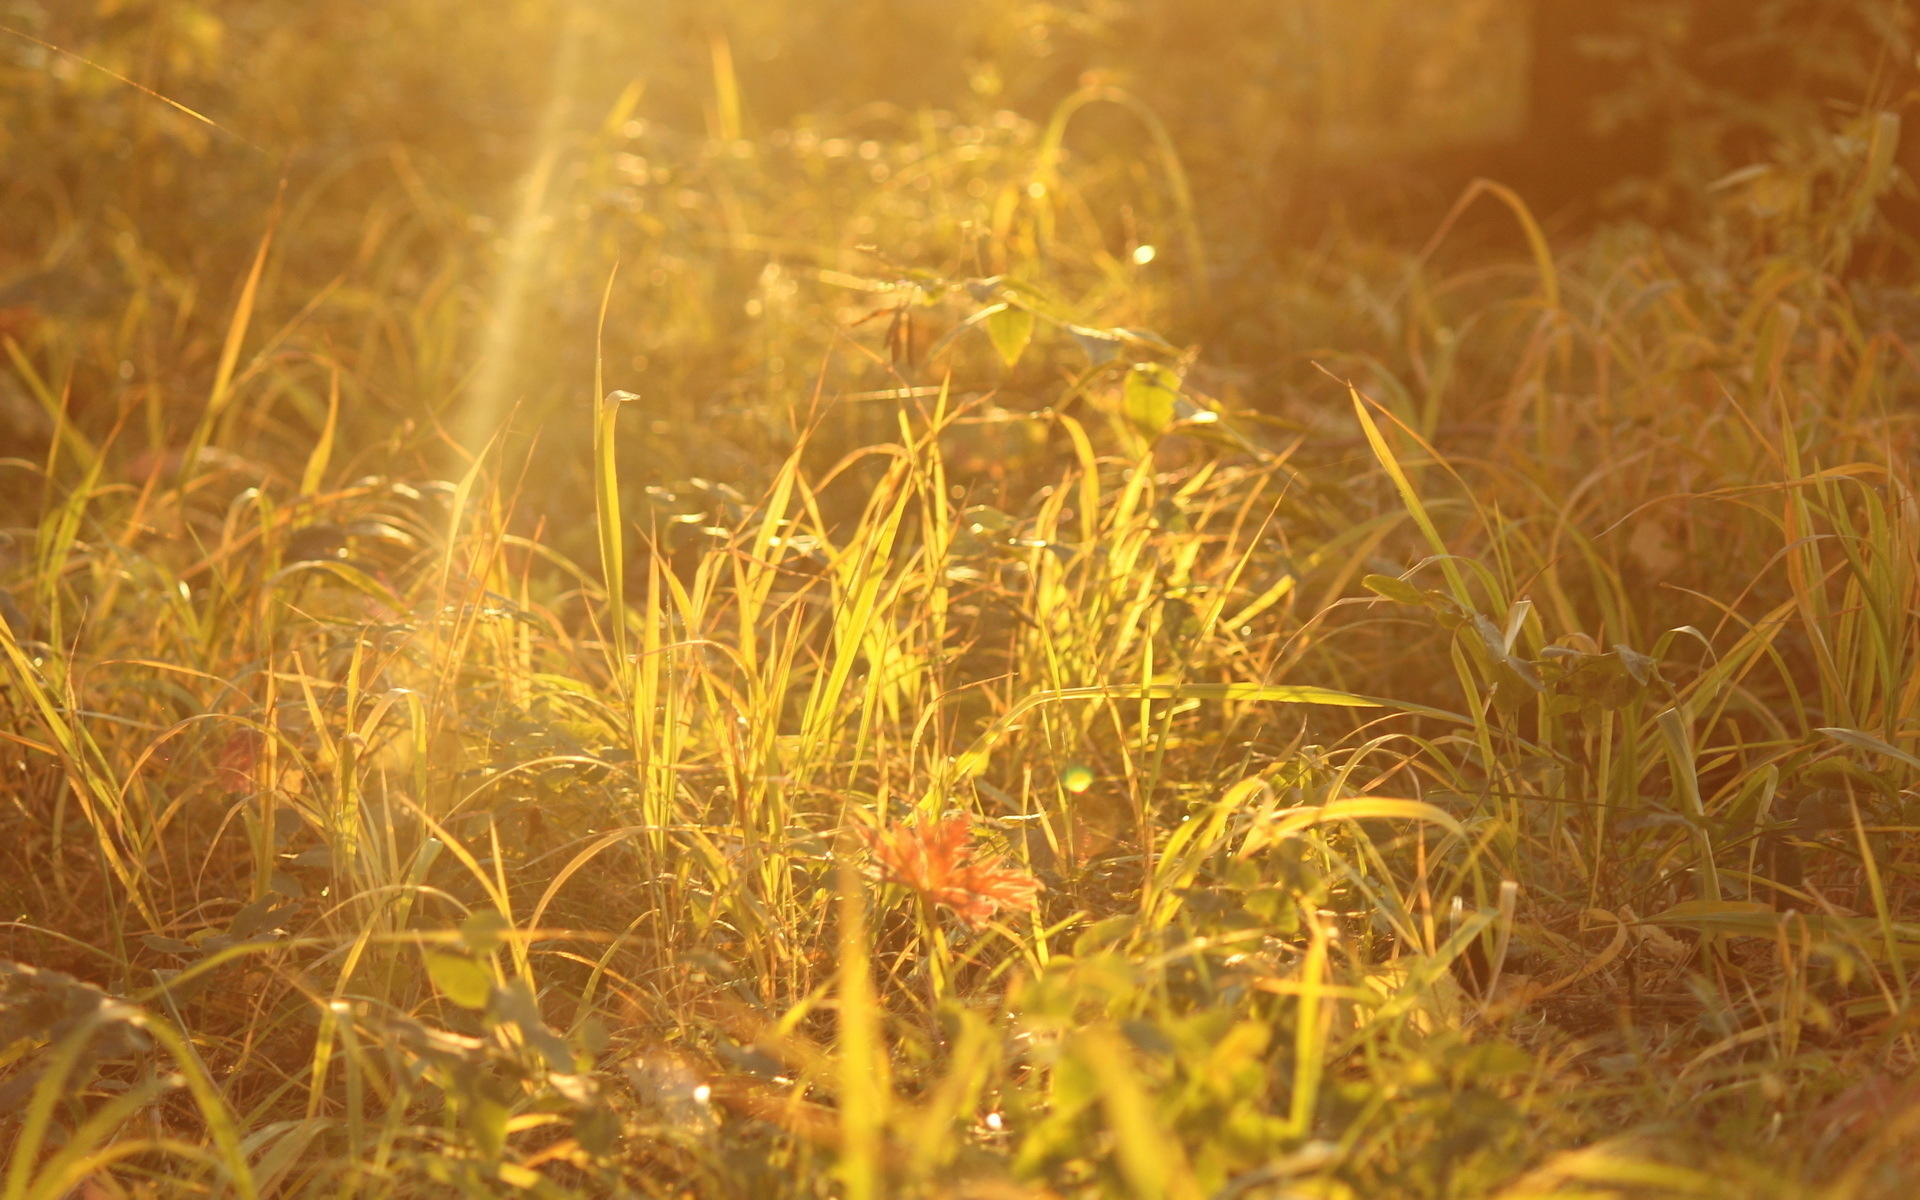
left=458, top=2, right=590, bottom=451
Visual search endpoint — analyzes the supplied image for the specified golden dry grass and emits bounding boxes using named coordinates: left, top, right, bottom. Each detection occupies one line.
left=4, top=3, right=1920, bottom=1197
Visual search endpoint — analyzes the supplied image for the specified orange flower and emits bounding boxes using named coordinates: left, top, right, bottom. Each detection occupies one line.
left=857, top=815, right=1042, bottom=930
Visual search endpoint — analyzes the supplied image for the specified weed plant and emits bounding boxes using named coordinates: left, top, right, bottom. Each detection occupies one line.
left=4, top=3, right=1920, bottom=1198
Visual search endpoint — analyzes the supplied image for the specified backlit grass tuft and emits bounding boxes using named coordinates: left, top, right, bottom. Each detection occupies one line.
left=5, top=5, right=1920, bottom=1197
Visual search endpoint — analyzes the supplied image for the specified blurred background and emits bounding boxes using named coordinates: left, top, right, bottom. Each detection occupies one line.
left=2, top=0, right=1913, bottom=516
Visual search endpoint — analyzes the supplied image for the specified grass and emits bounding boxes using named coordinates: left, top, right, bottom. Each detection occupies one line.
left=5, top=4, right=1920, bottom=1197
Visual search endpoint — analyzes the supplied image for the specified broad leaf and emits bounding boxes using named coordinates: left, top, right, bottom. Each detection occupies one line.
left=425, top=951, right=492, bottom=1010
left=1362, top=574, right=1427, bottom=606
left=1123, top=363, right=1180, bottom=440
left=984, top=304, right=1034, bottom=367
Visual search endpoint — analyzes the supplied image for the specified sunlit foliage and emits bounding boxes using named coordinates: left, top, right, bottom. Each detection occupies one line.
left=4, top=2, right=1920, bottom=1197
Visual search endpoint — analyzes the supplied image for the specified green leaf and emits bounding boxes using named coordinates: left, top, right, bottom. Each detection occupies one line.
left=228, top=896, right=295, bottom=939
left=471, top=1097, right=510, bottom=1159
left=1122, top=363, right=1179, bottom=440
left=1547, top=650, right=1643, bottom=711
left=983, top=303, right=1034, bottom=368
left=490, top=977, right=577, bottom=1071
left=1473, top=612, right=1511, bottom=664
left=1613, top=643, right=1656, bottom=685
left=1362, top=572, right=1474, bottom=629
left=461, top=908, right=511, bottom=955
left=1362, top=574, right=1426, bottom=606
left=1472, top=613, right=1543, bottom=695
left=575, top=1103, right=621, bottom=1156
left=1819, top=726, right=1920, bottom=773
left=1240, top=797, right=1465, bottom=858
left=425, top=951, right=493, bottom=1010
left=497, top=1163, right=543, bottom=1190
